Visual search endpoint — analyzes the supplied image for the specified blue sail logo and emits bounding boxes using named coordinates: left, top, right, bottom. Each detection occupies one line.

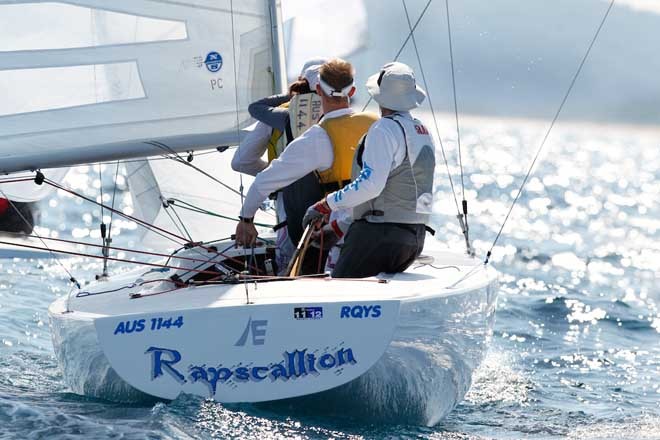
left=204, top=52, right=223, bottom=73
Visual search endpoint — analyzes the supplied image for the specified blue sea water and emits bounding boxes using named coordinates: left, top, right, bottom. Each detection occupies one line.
left=0, top=118, right=659, bottom=439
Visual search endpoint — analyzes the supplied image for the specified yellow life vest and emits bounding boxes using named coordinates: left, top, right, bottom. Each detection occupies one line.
left=266, top=93, right=323, bottom=163
left=318, top=112, right=379, bottom=186
left=266, top=102, right=289, bottom=163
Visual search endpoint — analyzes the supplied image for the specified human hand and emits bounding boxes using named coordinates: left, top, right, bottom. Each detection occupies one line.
left=302, top=199, right=332, bottom=228
left=311, top=223, right=342, bottom=250
left=235, top=219, right=258, bottom=247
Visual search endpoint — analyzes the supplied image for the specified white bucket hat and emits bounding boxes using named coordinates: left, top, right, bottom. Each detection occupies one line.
left=366, top=62, right=426, bottom=111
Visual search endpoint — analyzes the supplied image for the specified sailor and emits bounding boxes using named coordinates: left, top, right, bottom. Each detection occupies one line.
left=231, top=60, right=326, bottom=270
left=303, top=62, right=436, bottom=278
left=234, top=58, right=379, bottom=265
left=231, top=57, right=327, bottom=176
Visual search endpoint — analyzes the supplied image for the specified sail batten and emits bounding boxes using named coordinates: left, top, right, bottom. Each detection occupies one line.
left=0, top=0, right=276, bottom=174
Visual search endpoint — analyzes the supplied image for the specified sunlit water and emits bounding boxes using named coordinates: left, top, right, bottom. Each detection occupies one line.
left=0, top=117, right=659, bottom=439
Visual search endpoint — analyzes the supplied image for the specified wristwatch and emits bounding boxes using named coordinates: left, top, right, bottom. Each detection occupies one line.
left=238, top=216, right=254, bottom=224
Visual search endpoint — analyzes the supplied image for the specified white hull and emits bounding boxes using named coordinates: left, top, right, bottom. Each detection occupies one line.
left=48, top=244, right=497, bottom=425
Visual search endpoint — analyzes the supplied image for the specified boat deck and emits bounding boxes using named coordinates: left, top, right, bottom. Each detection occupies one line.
left=54, top=247, right=496, bottom=317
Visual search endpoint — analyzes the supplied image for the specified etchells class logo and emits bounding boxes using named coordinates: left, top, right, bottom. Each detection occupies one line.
left=204, top=51, right=223, bottom=73
left=234, top=317, right=267, bottom=346
left=145, top=346, right=358, bottom=395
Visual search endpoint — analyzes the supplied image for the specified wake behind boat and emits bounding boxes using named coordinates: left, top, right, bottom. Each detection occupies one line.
left=49, top=237, right=497, bottom=424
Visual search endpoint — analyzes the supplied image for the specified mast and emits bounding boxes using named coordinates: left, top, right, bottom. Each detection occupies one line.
left=269, top=0, right=288, bottom=94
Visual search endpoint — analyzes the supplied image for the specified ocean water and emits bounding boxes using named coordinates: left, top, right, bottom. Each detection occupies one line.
left=0, top=117, right=659, bottom=439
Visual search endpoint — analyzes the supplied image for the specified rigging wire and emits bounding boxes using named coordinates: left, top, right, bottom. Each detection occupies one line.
left=443, top=0, right=474, bottom=255
left=0, top=187, right=80, bottom=289
left=445, top=0, right=465, bottom=201
left=362, top=0, right=433, bottom=112
left=43, top=178, right=190, bottom=248
left=37, top=177, right=263, bottom=270
left=483, top=0, right=616, bottom=266
left=100, top=160, right=122, bottom=277
left=400, top=1, right=462, bottom=222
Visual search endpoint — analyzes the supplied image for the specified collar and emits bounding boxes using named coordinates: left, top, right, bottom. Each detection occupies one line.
left=320, top=107, right=354, bottom=122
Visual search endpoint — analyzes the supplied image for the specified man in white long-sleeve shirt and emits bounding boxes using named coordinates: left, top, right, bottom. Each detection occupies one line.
left=303, top=62, right=436, bottom=278
left=234, top=58, right=378, bottom=264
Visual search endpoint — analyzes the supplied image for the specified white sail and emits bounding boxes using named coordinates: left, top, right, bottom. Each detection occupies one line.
left=282, top=0, right=368, bottom=80
left=0, top=0, right=280, bottom=174
left=125, top=151, right=274, bottom=249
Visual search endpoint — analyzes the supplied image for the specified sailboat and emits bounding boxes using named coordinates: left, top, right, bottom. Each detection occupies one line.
left=0, top=0, right=498, bottom=425
left=0, top=167, right=73, bottom=258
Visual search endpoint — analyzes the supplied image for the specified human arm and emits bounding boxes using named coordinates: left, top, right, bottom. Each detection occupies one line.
left=239, top=126, right=333, bottom=219
left=248, top=94, right=291, bottom=133
left=230, top=122, right=271, bottom=176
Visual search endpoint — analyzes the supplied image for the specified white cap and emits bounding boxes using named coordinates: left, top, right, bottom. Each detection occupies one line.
left=366, top=62, right=426, bottom=111
left=299, top=57, right=329, bottom=77
left=303, top=64, right=322, bottom=91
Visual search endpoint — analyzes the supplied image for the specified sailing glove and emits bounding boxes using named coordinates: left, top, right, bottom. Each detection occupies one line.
left=302, top=199, right=332, bottom=228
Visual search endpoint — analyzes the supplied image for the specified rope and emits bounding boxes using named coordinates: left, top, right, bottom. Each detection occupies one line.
left=484, top=0, right=615, bottom=265
left=11, top=233, right=244, bottom=265
left=162, top=199, right=194, bottom=242
left=166, top=198, right=275, bottom=229
left=44, top=178, right=189, bottom=247
left=0, top=177, right=36, bottom=184
left=0, top=238, right=231, bottom=277
left=362, top=0, right=433, bottom=112
left=41, top=177, right=251, bottom=267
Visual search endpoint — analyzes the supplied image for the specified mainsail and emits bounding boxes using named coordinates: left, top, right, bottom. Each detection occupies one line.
left=0, top=0, right=283, bottom=174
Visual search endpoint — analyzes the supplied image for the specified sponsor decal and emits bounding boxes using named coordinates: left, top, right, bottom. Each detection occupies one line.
left=204, top=51, right=223, bottom=73
left=294, top=306, right=323, bottom=320
left=146, top=346, right=357, bottom=394
left=340, top=305, right=381, bottom=319
left=234, top=317, right=267, bottom=346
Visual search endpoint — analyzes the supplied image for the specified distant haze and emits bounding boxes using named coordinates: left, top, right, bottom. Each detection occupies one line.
left=287, top=0, right=660, bottom=126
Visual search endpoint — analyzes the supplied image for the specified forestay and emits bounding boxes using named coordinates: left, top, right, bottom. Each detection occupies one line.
left=0, top=0, right=278, bottom=174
